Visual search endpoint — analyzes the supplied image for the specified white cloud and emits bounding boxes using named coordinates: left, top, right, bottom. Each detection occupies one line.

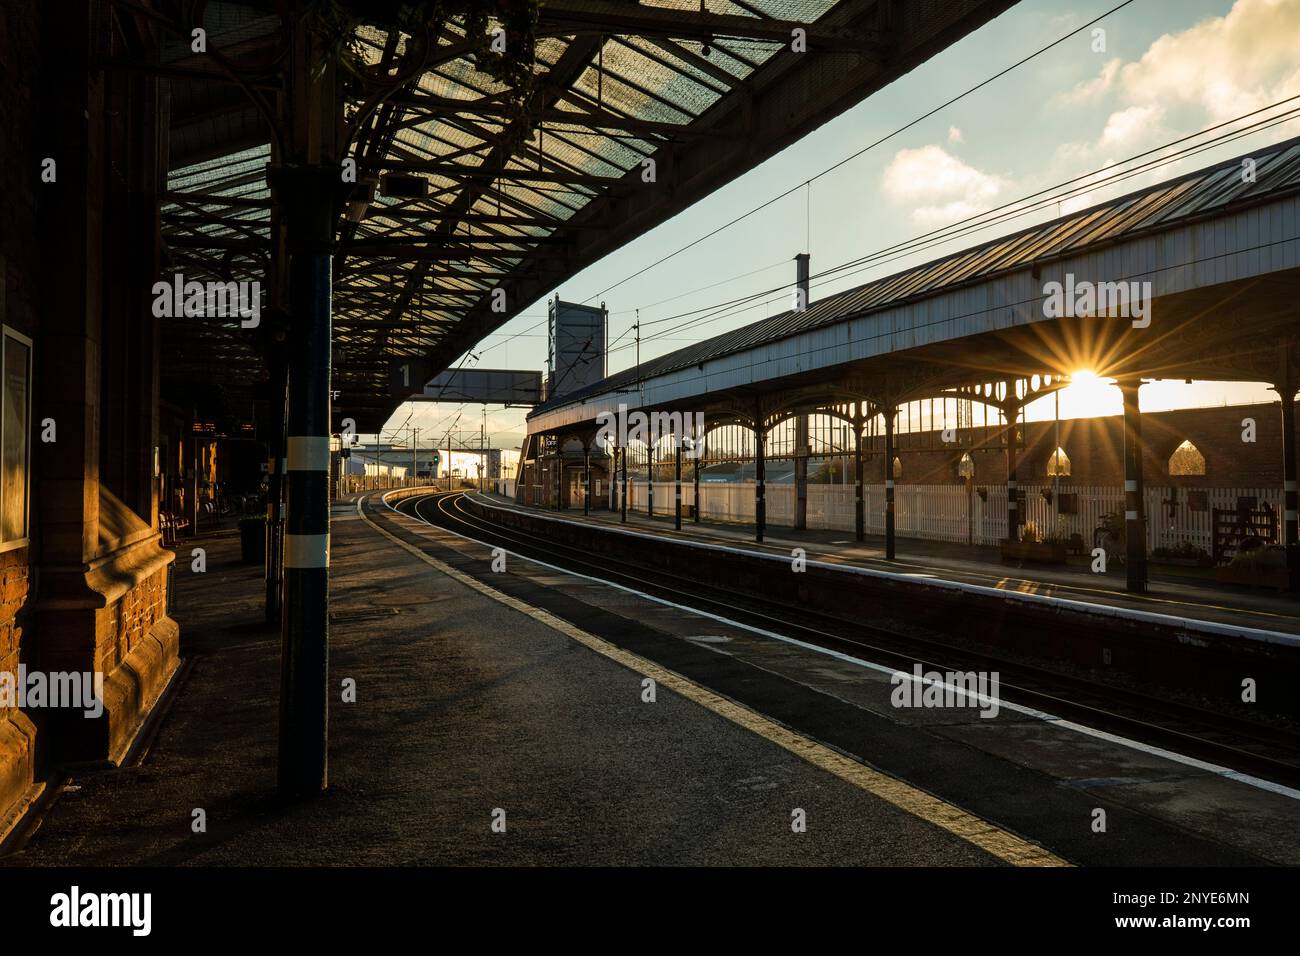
left=1058, top=57, right=1122, bottom=105
left=1117, top=0, right=1300, bottom=121
left=882, top=145, right=1006, bottom=226
left=1098, top=104, right=1166, bottom=150
left=947, top=125, right=963, bottom=144
left=1052, top=0, right=1300, bottom=186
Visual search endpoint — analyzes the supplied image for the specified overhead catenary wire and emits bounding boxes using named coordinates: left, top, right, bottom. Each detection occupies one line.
left=578, top=0, right=1142, bottom=305
left=600, top=99, right=1300, bottom=361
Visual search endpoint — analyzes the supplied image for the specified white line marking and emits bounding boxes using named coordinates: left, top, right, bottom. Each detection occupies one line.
left=469, top=494, right=1300, bottom=648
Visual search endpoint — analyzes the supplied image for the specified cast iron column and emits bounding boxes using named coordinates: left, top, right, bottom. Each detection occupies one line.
left=854, top=405, right=864, bottom=542
left=277, top=163, right=336, bottom=797
left=884, top=405, right=896, bottom=560
left=1005, top=395, right=1020, bottom=544
left=584, top=444, right=592, bottom=517
left=675, top=427, right=683, bottom=530
left=1281, top=373, right=1299, bottom=592
left=620, top=444, right=628, bottom=522
left=693, top=426, right=702, bottom=524
left=794, top=414, right=808, bottom=530
left=755, top=404, right=766, bottom=543
left=265, top=353, right=287, bottom=624
left=1119, top=378, right=1148, bottom=593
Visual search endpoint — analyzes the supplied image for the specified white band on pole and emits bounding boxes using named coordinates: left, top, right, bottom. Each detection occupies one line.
left=1125, top=510, right=1138, bottom=520
left=1124, top=480, right=1137, bottom=492
left=287, top=437, right=330, bottom=471
left=285, top=533, right=330, bottom=569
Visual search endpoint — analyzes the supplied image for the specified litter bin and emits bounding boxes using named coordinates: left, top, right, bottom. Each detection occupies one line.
left=239, top=516, right=266, bottom=564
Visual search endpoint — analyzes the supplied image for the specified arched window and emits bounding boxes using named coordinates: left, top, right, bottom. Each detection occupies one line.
left=891, top=456, right=902, bottom=478
left=957, top=452, right=975, bottom=478
left=1168, top=439, right=1206, bottom=476
left=1046, top=446, right=1071, bottom=477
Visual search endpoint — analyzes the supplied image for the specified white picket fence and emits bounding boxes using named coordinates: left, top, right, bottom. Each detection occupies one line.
left=610, top=480, right=1281, bottom=554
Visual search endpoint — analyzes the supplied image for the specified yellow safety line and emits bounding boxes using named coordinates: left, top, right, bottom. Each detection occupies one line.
left=360, top=494, right=1071, bottom=868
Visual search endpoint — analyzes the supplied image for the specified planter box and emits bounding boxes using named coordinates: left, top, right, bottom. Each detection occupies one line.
left=1151, top=555, right=1214, bottom=568
left=1215, top=563, right=1289, bottom=590
left=1000, top=540, right=1067, bottom=564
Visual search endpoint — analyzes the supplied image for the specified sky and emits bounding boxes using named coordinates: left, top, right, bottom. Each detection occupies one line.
left=375, top=0, right=1300, bottom=453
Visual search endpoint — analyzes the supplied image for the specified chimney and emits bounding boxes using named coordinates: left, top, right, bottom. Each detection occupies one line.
left=795, top=252, right=810, bottom=312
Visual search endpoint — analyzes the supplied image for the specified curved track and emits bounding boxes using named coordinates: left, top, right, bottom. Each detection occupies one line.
left=392, top=490, right=1300, bottom=790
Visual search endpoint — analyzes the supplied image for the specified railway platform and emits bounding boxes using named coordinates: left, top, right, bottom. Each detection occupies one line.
left=4, top=486, right=1299, bottom=867
left=487, top=493, right=1300, bottom=638
left=0, top=493, right=1006, bottom=866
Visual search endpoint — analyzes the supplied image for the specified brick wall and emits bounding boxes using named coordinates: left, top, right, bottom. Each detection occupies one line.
left=0, top=0, right=41, bottom=829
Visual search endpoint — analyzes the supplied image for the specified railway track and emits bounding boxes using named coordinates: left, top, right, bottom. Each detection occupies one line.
left=392, top=490, right=1300, bottom=791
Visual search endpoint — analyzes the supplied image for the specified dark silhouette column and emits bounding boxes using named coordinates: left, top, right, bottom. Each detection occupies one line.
left=795, top=413, right=808, bottom=530
left=854, top=405, right=865, bottom=542
left=1276, top=364, right=1298, bottom=591
left=674, top=426, right=683, bottom=530
left=694, top=424, right=702, bottom=524
left=1119, top=378, right=1148, bottom=593
left=583, top=442, right=592, bottom=517
left=1005, top=392, right=1020, bottom=543
left=755, top=403, right=766, bottom=543
left=884, top=405, right=896, bottom=560
left=276, top=162, right=339, bottom=798
left=265, top=351, right=287, bottom=624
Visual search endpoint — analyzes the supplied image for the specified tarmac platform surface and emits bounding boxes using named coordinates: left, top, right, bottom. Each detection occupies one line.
left=4, top=489, right=1298, bottom=867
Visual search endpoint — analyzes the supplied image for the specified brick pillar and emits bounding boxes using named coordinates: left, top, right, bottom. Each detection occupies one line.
left=33, top=2, right=177, bottom=766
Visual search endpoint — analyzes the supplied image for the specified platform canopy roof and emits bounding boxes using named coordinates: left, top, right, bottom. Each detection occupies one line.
left=532, top=134, right=1300, bottom=418
left=139, top=0, right=1018, bottom=431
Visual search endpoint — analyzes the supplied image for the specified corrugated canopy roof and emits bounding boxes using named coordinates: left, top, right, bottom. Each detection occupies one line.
left=531, top=134, right=1300, bottom=417
left=145, top=0, right=1019, bottom=429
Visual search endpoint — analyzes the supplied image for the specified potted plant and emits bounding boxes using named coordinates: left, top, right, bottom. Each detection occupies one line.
left=1000, top=520, right=1067, bottom=564
left=1151, top=540, right=1213, bottom=568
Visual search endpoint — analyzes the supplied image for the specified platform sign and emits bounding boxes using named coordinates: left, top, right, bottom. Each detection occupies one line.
left=389, top=357, right=435, bottom=395
left=419, top=368, right=542, bottom=405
